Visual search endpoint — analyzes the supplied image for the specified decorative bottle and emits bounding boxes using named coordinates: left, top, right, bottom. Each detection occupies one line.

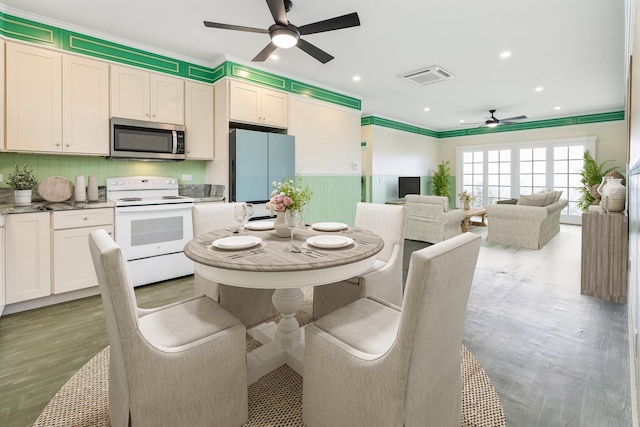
left=74, top=176, right=86, bottom=202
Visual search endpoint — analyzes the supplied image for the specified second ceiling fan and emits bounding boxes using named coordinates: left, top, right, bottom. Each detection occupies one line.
left=203, top=0, right=360, bottom=64
left=463, top=109, right=528, bottom=128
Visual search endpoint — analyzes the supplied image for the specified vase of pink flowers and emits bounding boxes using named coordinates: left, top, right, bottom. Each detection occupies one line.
left=266, top=178, right=312, bottom=237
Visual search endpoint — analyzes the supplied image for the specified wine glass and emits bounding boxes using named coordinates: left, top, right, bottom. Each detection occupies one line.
left=233, top=204, right=245, bottom=233
left=284, top=210, right=302, bottom=252
left=243, top=203, right=254, bottom=231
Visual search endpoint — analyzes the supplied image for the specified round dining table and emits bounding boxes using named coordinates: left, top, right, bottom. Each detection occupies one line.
left=184, top=222, right=383, bottom=384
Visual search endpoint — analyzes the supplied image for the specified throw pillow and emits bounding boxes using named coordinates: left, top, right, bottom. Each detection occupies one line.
left=516, top=193, right=549, bottom=207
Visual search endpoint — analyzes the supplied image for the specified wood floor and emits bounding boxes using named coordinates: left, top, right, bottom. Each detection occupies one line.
left=0, top=225, right=633, bottom=426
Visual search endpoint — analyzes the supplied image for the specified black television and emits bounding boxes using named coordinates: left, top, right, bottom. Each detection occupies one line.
left=398, top=176, right=421, bottom=198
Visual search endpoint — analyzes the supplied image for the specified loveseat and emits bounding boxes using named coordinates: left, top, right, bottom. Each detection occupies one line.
left=404, top=195, right=465, bottom=243
left=486, top=191, right=568, bottom=249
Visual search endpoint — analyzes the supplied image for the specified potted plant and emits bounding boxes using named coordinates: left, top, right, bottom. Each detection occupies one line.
left=7, top=163, right=38, bottom=206
left=578, top=150, right=618, bottom=212
left=431, top=160, right=452, bottom=199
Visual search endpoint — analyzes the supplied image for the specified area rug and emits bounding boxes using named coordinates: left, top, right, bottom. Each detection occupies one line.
left=35, top=291, right=506, bottom=426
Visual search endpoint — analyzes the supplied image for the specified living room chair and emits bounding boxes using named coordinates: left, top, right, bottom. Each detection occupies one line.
left=303, top=232, right=482, bottom=427
left=88, top=229, right=248, bottom=427
left=404, top=194, right=465, bottom=243
left=192, top=203, right=278, bottom=327
left=313, top=202, right=406, bottom=319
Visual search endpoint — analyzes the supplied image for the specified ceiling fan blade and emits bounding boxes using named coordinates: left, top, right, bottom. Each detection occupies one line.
left=266, top=0, right=288, bottom=26
left=500, top=115, right=527, bottom=122
left=298, top=12, right=360, bottom=35
left=460, top=122, right=486, bottom=126
left=252, top=42, right=278, bottom=62
left=204, top=21, right=268, bottom=34
left=297, top=38, right=334, bottom=63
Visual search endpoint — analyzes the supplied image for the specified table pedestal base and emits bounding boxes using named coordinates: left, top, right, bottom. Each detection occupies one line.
left=246, top=287, right=305, bottom=384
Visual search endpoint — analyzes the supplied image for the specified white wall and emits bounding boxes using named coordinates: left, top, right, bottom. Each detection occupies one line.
left=288, top=95, right=361, bottom=176
left=438, top=121, right=628, bottom=173
left=367, top=126, right=439, bottom=175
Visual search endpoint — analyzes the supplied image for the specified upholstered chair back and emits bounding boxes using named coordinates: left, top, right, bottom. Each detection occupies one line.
left=397, top=232, right=481, bottom=425
left=354, top=202, right=405, bottom=263
left=193, top=202, right=244, bottom=235
left=88, top=229, right=139, bottom=426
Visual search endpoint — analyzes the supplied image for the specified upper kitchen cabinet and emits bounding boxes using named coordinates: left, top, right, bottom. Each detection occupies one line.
left=184, top=80, right=214, bottom=160
left=111, top=64, right=185, bottom=125
left=5, top=42, right=109, bottom=155
left=62, top=54, right=110, bottom=155
left=5, top=42, right=62, bottom=152
left=229, top=80, right=288, bottom=128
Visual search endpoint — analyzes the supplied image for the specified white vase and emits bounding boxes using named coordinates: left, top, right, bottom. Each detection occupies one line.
left=274, top=211, right=291, bottom=238
left=14, top=189, right=32, bottom=206
left=602, top=178, right=625, bottom=212
left=597, top=176, right=608, bottom=210
left=87, top=176, right=99, bottom=202
left=74, top=176, right=86, bottom=202
left=464, top=201, right=470, bottom=210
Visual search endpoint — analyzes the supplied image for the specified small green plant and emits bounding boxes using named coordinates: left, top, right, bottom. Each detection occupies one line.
left=578, top=150, right=618, bottom=211
left=6, top=163, right=38, bottom=190
left=431, top=160, right=452, bottom=199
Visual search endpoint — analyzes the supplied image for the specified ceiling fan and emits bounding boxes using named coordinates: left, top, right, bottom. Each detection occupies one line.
left=463, top=109, right=528, bottom=128
left=203, top=0, right=360, bottom=64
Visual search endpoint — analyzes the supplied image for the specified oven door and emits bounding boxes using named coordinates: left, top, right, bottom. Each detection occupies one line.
left=114, top=203, right=193, bottom=261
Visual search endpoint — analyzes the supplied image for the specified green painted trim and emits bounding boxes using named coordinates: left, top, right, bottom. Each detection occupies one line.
left=0, top=11, right=360, bottom=106
left=364, top=111, right=625, bottom=139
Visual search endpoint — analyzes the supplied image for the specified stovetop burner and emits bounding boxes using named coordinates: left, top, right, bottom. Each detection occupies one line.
left=119, top=197, right=142, bottom=202
left=162, top=195, right=184, bottom=199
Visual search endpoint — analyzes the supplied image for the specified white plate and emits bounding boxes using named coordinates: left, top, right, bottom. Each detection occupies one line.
left=246, top=221, right=275, bottom=231
left=306, top=235, right=354, bottom=249
left=311, top=222, right=349, bottom=232
left=212, top=236, right=262, bottom=250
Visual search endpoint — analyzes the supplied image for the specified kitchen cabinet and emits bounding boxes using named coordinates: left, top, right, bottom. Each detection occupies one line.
left=52, top=209, right=114, bottom=294
left=229, top=80, right=288, bottom=128
left=184, top=81, right=214, bottom=160
left=0, top=215, right=5, bottom=316
left=5, top=42, right=62, bottom=152
left=5, top=212, right=51, bottom=304
left=62, top=54, right=110, bottom=155
left=5, top=42, right=110, bottom=155
left=110, top=64, right=185, bottom=125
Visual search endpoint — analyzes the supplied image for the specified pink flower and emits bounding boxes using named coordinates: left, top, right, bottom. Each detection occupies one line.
left=283, top=196, right=293, bottom=206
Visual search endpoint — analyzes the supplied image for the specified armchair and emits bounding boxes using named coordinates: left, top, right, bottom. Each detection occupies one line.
left=404, top=194, right=464, bottom=243
left=302, top=233, right=482, bottom=426
left=192, top=203, right=278, bottom=327
left=313, top=202, right=406, bottom=319
left=88, top=229, right=248, bottom=427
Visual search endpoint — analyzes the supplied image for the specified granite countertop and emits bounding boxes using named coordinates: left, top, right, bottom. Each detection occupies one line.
left=0, top=199, right=115, bottom=215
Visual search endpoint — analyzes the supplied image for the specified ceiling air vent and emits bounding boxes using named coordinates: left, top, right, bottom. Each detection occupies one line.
left=398, top=65, right=454, bottom=86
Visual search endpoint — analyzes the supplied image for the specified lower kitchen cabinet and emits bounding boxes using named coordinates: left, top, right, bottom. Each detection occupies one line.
left=5, top=212, right=51, bottom=304
left=52, top=208, right=113, bottom=294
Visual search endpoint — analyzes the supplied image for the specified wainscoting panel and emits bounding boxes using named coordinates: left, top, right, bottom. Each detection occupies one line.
left=299, top=175, right=361, bottom=225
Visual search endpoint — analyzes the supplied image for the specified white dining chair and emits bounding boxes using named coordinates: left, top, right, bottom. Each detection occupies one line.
left=88, top=229, right=248, bottom=427
left=313, top=202, right=406, bottom=319
left=302, top=233, right=482, bottom=426
left=192, top=203, right=278, bottom=327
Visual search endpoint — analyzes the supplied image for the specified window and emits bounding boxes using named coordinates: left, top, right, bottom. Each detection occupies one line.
left=462, top=151, right=483, bottom=207
left=456, top=136, right=596, bottom=224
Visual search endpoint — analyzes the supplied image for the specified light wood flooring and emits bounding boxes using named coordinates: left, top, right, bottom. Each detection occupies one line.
left=0, top=225, right=633, bottom=426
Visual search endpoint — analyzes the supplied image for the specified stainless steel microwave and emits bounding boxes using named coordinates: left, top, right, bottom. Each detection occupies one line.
left=110, top=118, right=186, bottom=161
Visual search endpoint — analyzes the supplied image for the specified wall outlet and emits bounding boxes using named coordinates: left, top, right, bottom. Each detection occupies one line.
left=181, top=174, right=192, bottom=181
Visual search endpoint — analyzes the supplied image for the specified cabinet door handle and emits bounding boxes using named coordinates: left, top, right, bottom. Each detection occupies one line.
left=65, top=143, right=70, bottom=147
left=55, top=143, right=60, bottom=147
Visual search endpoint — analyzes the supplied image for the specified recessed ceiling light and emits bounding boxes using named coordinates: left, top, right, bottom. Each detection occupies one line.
left=500, top=51, right=511, bottom=59
left=270, top=54, right=279, bottom=60
left=554, top=106, right=561, bottom=110
left=352, top=75, right=361, bottom=82
left=459, top=119, right=465, bottom=123
left=423, top=107, right=430, bottom=112
left=535, top=86, right=544, bottom=92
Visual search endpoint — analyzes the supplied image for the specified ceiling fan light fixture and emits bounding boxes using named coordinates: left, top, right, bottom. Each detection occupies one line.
left=271, top=28, right=299, bottom=48
left=486, top=122, right=499, bottom=128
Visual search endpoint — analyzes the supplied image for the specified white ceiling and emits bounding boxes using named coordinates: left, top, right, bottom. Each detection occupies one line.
left=0, top=0, right=627, bottom=131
